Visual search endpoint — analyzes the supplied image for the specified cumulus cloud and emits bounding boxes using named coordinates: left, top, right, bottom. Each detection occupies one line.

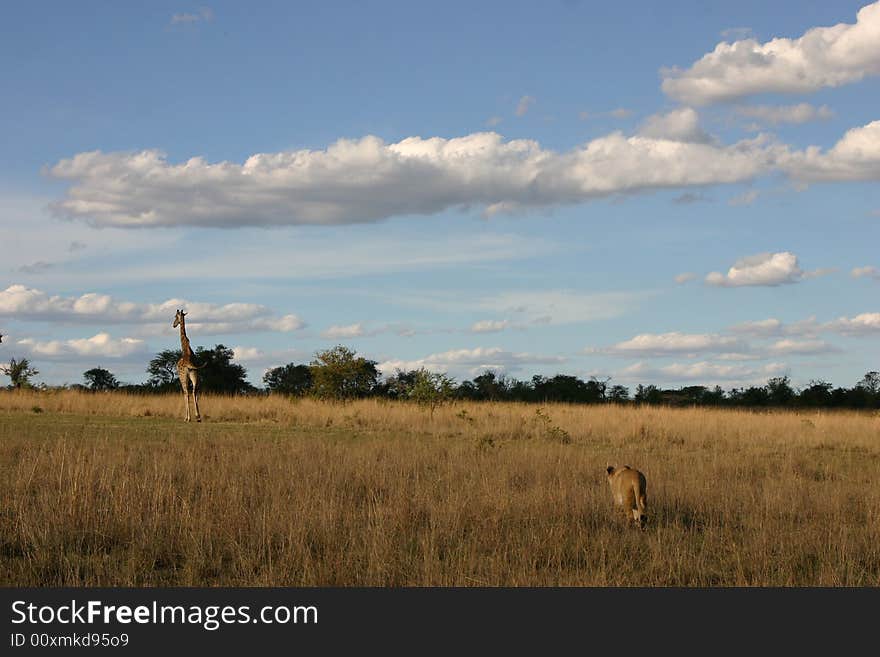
left=781, top=121, right=880, bottom=182
left=662, top=2, right=880, bottom=104
left=730, top=313, right=879, bottom=337
left=674, top=272, right=698, bottom=284
left=729, top=318, right=784, bottom=336
left=729, top=316, right=821, bottom=337
left=705, top=252, right=805, bottom=287
left=231, top=346, right=263, bottom=362
left=824, top=312, right=880, bottom=335
left=619, top=360, right=788, bottom=383
left=637, top=108, right=713, bottom=144
left=14, top=333, right=147, bottom=359
left=606, top=332, right=746, bottom=357
left=766, top=339, right=839, bottom=355
left=49, top=113, right=880, bottom=229
left=377, top=346, right=565, bottom=378
left=851, top=265, right=880, bottom=279
left=735, top=103, right=833, bottom=125
left=47, top=130, right=781, bottom=228
left=0, top=284, right=305, bottom=334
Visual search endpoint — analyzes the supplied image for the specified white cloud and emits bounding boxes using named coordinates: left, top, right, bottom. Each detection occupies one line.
left=619, top=360, right=788, bottom=383
left=662, top=2, right=880, bottom=104
left=734, top=312, right=880, bottom=337
left=766, top=339, right=839, bottom=355
left=781, top=120, right=880, bottom=182
left=705, top=251, right=805, bottom=287
left=0, top=284, right=305, bottom=334
left=252, top=315, right=306, bottom=331
left=852, top=265, right=880, bottom=279
left=321, top=323, right=366, bottom=339
left=824, top=312, right=880, bottom=335
left=15, top=333, right=147, bottom=359
left=637, top=108, right=712, bottom=144
left=47, top=130, right=780, bottom=228
left=231, top=346, right=263, bottom=362
left=470, top=319, right=511, bottom=333
left=515, top=96, right=535, bottom=117
left=715, top=351, right=765, bottom=362
left=734, top=103, right=833, bottom=125
left=730, top=318, right=784, bottom=336
left=729, top=316, right=821, bottom=337
left=605, top=332, right=745, bottom=357
left=377, top=346, right=565, bottom=378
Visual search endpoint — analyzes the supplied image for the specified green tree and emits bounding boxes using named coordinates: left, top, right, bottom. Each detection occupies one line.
left=608, top=384, right=630, bottom=403
left=798, top=380, right=832, bottom=407
left=146, top=345, right=252, bottom=394
left=193, top=344, right=253, bottom=394
left=634, top=384, right=661, bottom=404
left=766, top=376, right=795, bottom=406
left=376, top=369, right=420, bottom=399
left=1, top=357, right=39, bottom=389
left=853, top=371, right=880, bottom=408
left=473, top=370, right=507, bottom=400
left=857, top=371, right=880, bottom=395
left=83, top=367, right=120, bottom=391
left=309, top=345, right=379, bottom=400
left=147, top=349, right=182, bottom=389
left=263, top=363, right=313, bottom=395
left=407, top=368, right=456, bottom=415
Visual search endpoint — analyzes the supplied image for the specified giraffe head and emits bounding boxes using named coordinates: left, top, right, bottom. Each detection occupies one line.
left=172, top=309, right=186, bottom=328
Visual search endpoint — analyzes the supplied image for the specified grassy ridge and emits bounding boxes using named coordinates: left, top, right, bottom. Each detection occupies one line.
left=1, top=390, right=879, bottom=586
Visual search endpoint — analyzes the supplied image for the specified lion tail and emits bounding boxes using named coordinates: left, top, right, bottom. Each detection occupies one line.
left=634, top=481, right=648, bottom=527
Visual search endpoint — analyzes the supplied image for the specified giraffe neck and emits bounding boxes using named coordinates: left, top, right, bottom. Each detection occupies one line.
left=178, top=320, right=194, bottom=359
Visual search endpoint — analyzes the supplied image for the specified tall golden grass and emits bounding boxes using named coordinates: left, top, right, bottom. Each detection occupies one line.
left=1, top=389, right=878, bottom=586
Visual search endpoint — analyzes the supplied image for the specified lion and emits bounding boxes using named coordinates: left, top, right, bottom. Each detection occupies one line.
left=606, top=465, right=648, bottom=529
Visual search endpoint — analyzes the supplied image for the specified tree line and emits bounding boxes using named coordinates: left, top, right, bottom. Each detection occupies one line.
left=3, top=344, right=879, bottom=410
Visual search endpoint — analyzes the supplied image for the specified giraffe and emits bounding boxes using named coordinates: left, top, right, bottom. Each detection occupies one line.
left=172, top=309, right=202, bottom=422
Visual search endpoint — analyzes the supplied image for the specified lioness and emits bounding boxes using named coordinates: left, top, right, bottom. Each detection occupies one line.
left=606, top=465, right=648, bottom=528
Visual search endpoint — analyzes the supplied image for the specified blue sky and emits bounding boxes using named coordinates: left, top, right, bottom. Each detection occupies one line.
left=1, top=0, right=878, bottom=389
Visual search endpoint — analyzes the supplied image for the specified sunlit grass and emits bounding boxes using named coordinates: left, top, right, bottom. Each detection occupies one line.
left=1, top=389, right=878, bottom=586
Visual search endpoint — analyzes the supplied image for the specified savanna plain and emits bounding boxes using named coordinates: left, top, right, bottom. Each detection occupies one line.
left=1, top=390, right=878, bottom=586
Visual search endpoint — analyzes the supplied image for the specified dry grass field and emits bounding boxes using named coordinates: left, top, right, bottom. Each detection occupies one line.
left=1, top=389, right=879, bottom=586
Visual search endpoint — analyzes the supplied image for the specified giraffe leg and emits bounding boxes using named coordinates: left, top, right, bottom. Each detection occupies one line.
left=180, top=375, right=191, bottom=422
left=190, top=371, right=201, bottom=422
